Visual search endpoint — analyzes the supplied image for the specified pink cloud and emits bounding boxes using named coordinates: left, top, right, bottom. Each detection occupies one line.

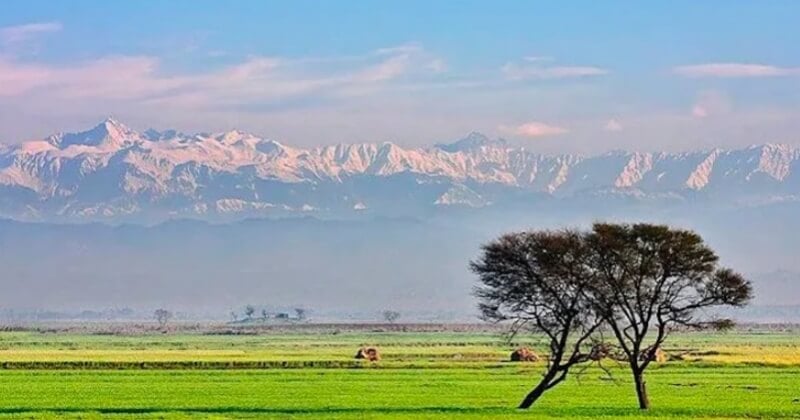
left=501, top=121, right=568, bottom=138
left=0, top=43, right=447, bottom=112
left=604, top=119, right=623, bottom=131
left=0, top=60, right=53, bottom=95
left=691, top=91, right=732, bottom=119
left=691, top=105, right=709, bottom=118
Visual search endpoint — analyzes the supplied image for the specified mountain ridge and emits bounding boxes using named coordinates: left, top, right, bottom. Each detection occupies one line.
left=0, top=119, right=798, bottom=222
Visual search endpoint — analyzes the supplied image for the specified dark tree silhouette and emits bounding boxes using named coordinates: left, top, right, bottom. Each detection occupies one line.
left=382, top=310, right=400, bottom=324
left=472, top=230, right=602, bottom=409
left=587, top=223, right=752, bottom=409
left=153, top=308, right=172, bottom=330
left=294, top=308, right=306, bottom=321
left=244, top=305, right=256, bottom=320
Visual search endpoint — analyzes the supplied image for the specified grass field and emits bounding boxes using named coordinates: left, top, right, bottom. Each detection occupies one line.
left=0, top=326, right=798, bottom=419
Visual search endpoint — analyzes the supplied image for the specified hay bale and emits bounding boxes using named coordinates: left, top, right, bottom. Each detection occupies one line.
left=510, top=347, right=539, bottom=362
left=653, top=348, right=667, bottom=363
left=639, top=346, right=667, bottom=363
left=355, top=346, right=381, bottom=361
left=588, top=343, right=613, bottom=361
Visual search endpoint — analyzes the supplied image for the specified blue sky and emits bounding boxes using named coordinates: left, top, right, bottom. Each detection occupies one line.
left=1, top=1, right=798, bottom=152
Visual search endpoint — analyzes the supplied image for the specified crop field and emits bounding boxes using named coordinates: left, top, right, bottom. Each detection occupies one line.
left=0, top=326, right=798, bottom=419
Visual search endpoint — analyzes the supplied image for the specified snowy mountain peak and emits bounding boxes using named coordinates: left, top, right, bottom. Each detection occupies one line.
left=436, top=132, right=505, bottom=152
left=48, top=117, right=140, bottom=149
left=102, top=116, right=125, bottom=127
left=143, top=128, right=186, bottom=141
left=216, top=129, right=258, bottom=145
left=753, top=143, right=800, bottom=181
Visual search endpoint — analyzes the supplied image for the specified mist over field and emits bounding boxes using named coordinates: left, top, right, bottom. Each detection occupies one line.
left=2, top=200, right=799, bottom=321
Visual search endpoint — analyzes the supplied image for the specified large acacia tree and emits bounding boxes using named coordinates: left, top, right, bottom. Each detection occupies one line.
left=472, top=230, right=602, bottom=408
left=586, top=223, right=752, bottom=409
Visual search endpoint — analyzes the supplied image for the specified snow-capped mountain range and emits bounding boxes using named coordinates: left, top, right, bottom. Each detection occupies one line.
left=1, top=118, right=798, bottom=222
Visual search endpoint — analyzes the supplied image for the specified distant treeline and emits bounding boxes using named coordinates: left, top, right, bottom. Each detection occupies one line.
left=1, top=306, right=799, bottom=323
left=0, top=308, right=141, bottom=322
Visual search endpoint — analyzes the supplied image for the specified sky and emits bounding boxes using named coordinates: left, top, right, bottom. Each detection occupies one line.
left=0, top=1, right=798, bottom=153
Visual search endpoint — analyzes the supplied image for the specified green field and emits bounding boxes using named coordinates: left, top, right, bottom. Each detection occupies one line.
left=0, top=327, right=798, bottom=419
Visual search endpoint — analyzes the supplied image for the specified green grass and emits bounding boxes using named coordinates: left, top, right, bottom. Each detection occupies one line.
left=0, top=329, right=798, bottom=419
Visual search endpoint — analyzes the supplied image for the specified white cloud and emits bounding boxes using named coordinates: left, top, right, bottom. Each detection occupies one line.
left=374, top=43, right=423, bottom=56
left=0, top=22, right=62, bottom=45
left=502, top=57, right=607, bottom=81
left=224, top=57, right=282, bottom=81
left=355, top=54, right=411, bottom=83
left=500, top=121, right=568, bottom=138
left=522, top=56, right=554, bottom=63
left=674, top=63, right=800, bottom=78
left=604, top=119, right=623, bottom=131
left=691, top=91, right=732, bottom=119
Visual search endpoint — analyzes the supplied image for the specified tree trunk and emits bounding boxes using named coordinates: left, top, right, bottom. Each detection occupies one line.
left=632, top=370, right=650, bottom=409
left=518, top=366, right=561, bottom=409
left=518, top=380, right=549, bottom=409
